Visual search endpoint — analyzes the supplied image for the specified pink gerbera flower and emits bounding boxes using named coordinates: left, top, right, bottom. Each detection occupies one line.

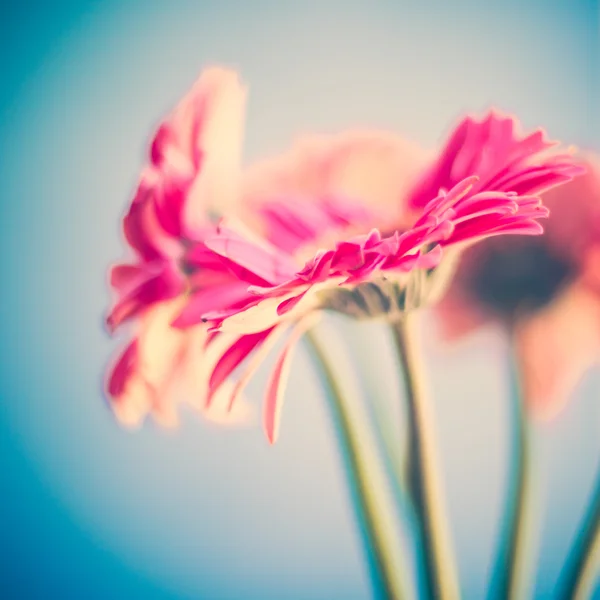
left=223, top=109, right=586, bottom=426
left=176, top=174, right=556, bottom=442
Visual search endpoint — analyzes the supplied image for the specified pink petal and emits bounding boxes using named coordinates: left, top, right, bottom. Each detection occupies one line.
left=416, top=244, right=443, bottom=269
left=109, top=264, right=146, bottom=293
left=330, top=240, right=365, bottom=271
left=152, top=174, right=194, bottom=237
left=107, top=340, right=138, bottom=398
left=516, top=281, right=600, bottom=420
left=172, top=281, right=253, bottom=328
left=106, top=265, right=183, bottom=332
left=207, top=328, right=275, bottom=406
left=123, top=192, right=163, bottom=261
left=277, top=291, right=309, bottom=316
left=264, top=316, right=317, bottom=444
left=205, top=229, right=297, bottom=285
left=225, top=324, right=290, bottom=412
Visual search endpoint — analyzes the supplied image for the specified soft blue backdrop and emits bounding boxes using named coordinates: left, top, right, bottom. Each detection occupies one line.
left=1, top=1, right=598, bottom=598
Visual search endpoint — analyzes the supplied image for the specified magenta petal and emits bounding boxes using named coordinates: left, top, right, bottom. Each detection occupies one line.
left=225, top=324, right=290, bottom=412
left=152, top=179, right=190, bottom=238
left=417, top=244, right=443, bottom=269
left=298, top=250, right=335, bottom=282
left=106, top=266, right=182, bottom=332
left=331, top=241, right=365, bottom=271
left=408, top=117, right=472, bottom=208
left=150, top=124, right=173, bottom=167
left=207, top=328, right=275, bottom=406
left=123, top=193, right=163, bottom=261
left=109, top=264, right=145, bottom=293
left=277, top=291, right=309, bottom=316
left=107, top=340, right=138, bottom=398
left=173, top=283, right=253, bottom=328
left=205, top=229, right=298, bottom=285
left=263, top=321, right=311, bottom=444
left=449, top=217, right=544, bottom=244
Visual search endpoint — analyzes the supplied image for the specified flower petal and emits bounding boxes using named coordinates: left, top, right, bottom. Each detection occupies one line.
left=205, top=228, right=298, bottom=285
left=516, top=281, right=600, bottom=420
left=264, top=314, right=320, bottom=444
left=207, top=328, right=275, bottom=406
left=106, top=264, right=183, bottom=332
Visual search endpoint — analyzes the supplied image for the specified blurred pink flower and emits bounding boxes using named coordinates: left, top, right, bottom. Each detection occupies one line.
left=105, top=67, right=370, bottom=428
left=105, top=67, right=249, bottom=428
left=242, top=130, right=428, bottom=230
left=237, top=110, right=587, bottom=422
left=436, top=154, right=600, bottom=418
left=179, top=175, right=553, bottom=442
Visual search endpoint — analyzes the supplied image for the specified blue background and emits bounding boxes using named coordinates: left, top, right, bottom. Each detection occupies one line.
left=1, top=1, right=599, bottom=598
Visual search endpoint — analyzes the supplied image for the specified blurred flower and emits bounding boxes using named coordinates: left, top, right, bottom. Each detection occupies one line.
left=242, top=130, right=428, bottom=229
left=105, top=67, right=368, bottom=428
left=436, top=154, right=600, bottom=418
left=105, top=67, right=249, bottom=427
left=179, top=175, right=553, bottom=442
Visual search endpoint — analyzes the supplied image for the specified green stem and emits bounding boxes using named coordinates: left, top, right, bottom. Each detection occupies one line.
left=556, top=465, right=600, bottom=600
left=306, top=327, right=411, bottom=600
left=390, top=316, right=460, bottom=600
left=487, top=336, right=536, bottom=600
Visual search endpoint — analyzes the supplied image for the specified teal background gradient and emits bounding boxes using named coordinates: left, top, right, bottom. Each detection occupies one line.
left=1, top=1, right=599, bottom=598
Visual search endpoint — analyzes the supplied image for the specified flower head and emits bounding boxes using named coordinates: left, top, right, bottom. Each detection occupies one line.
left=176, top=174, right=554, bottom=442
left=437, top=153, right=600, bottom=419
left=105, top=67, right=248, bottom=427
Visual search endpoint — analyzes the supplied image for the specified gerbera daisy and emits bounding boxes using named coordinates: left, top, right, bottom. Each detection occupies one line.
left=178, top=174, right=556, bottom=442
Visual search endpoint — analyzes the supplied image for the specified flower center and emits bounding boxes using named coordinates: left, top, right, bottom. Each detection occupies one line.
left=318, top=272, right=429, bottom=321
left=463, top=237, right=577, bottom=321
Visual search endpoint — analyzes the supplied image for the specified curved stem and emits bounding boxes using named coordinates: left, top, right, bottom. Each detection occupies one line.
left=487, top=338, right=535, bottom=600
left=390, top=316, right=460, bottom=600
left=306, top=327, right=411, bottom=600
left=556, top=464, right=600, bottom=600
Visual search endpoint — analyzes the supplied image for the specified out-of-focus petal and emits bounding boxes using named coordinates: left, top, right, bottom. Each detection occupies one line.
left=541, top=153, right=600, bottom=261
left=106, top=263, right=184, bottom=332
left=434, top=285, right=494, bottom=341
left=105, top=298, right=189, bottom=428
left=202, top=379, right=255, bottom=426
left=181, top=67, right=247, bottom=231
left=123, top=67, right=247, bottom=259
left=516, top=281, right=600, bottom=420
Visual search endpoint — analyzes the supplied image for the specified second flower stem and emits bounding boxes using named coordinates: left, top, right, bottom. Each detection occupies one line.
left=391, top=316, right=460, bottom=600
left=488, top=336, right=536, bottom=600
